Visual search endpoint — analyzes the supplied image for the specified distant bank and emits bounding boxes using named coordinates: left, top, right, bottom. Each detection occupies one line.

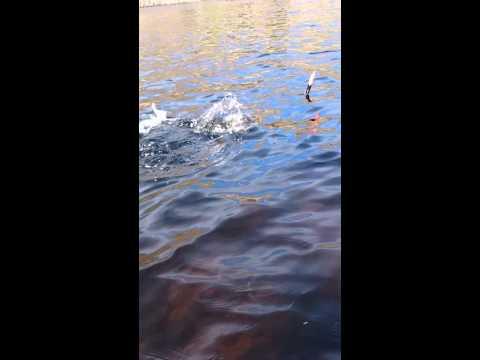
left=140, top=0, right=200, bottom=7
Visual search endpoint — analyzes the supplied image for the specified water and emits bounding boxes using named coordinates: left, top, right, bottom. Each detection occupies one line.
left=139, top=0, right=341, bottom=358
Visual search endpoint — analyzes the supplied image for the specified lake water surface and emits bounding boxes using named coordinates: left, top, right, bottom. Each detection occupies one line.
left=139, top=0, right=341, bottom=358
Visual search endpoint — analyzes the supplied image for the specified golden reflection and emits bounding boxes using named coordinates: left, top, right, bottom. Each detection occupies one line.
left=316, top=240, right=341, bottom=249
left=174, top=228, right=203, bottom=243
left=221, top=193, right=271, bottom=204
left=139, top=102, right=151, bottom=110
left=140, top=195, right=175, bottom=219
left=174, top=178, right=199, bottom=190
left=140, top=178, right=212, bottom=206
left=265, top=114, right=337, bottom=137
left=139, top=228, right=205, bottom=268
left=320, top=140, right=341, bottom=150
left=140, top=187, right=168, bottom=204
left=174, top=178, right=213, bottom=190
left=139, top=244, right=170, bottom=268
left=199, top=180, right=214, bottom=189
left=140, top=0, right=340, bottom=105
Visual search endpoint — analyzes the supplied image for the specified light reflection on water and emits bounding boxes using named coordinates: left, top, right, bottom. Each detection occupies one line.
left=140, top=0, right=340, bottom=358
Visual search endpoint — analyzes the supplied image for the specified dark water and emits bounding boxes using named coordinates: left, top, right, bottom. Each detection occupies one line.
left=139, top=0, right=340, bottom=359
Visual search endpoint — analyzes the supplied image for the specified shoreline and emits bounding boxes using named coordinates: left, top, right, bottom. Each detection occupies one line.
left=140, top=0, right=200, bottom=7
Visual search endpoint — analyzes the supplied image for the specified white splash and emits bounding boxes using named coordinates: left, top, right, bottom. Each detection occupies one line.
left=139, top=103, right=169, bottom=135
left=194, top=93, right=252, bottom=135
left=139, top=93, right=252, bottom=136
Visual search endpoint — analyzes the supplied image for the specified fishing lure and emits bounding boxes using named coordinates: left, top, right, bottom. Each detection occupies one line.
left=305, top=71, right=316, bottom=102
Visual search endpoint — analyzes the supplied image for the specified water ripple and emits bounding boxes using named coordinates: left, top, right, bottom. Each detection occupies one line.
left=140, top=0, right=340, bottom=358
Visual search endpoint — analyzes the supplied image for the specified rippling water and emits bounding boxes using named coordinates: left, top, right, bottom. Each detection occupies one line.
left=140, top=0, right=340, bottom=358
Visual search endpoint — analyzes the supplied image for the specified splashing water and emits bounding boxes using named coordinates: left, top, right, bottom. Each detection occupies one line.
left=193, top=93, right=253, bottom=135
left=139, top=103, right=172, bottom=135
left=139, top=93, right=252, bottom=136
left=139, top=93, right=255, bottom=181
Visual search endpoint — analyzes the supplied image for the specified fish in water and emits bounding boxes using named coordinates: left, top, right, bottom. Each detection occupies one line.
left=139, top=93, right=253, bottom=137
left=305, top=71, right=316, bottom=102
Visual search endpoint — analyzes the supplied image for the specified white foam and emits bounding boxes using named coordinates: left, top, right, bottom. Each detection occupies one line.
left=194, top=93, right=252, bottom=135
left=139, top=103, right=168, bottom=135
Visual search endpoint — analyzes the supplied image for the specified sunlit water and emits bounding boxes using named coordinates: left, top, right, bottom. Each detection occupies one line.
left=139, top=0, right=340, bottom=359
